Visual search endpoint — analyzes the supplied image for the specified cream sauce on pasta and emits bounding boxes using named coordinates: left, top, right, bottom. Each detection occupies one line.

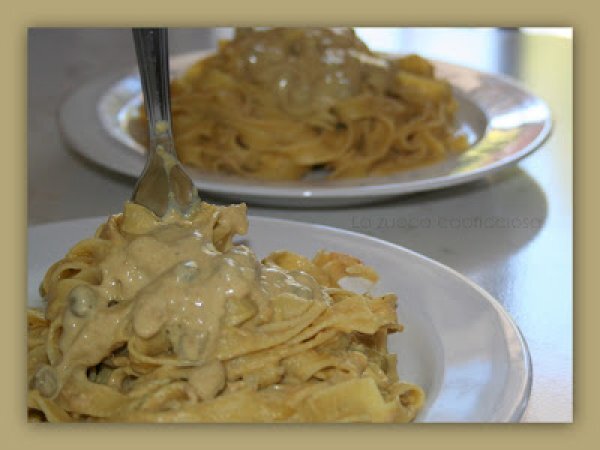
left=28, top=200, right=425, bottom=422
left=40, top=204, right=327, bottom=401
left=222, top=27, right=394, bottom=116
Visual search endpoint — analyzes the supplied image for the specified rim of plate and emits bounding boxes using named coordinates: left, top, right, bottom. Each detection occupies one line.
left=59, top=50, right=552, bottom=203
left=28, top=215, right=532, bottom=422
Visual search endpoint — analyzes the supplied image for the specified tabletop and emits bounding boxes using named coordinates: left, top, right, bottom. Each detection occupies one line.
left=27, top=27, right=573, bottom=423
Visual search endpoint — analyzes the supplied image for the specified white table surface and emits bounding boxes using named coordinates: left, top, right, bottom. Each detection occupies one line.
left=27, top=27, right=572, bottom=422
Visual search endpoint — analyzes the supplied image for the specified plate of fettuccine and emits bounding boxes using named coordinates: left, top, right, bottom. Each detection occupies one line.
left=59, top=28, right=551, bottom=206
left=27, top=202, right=531, bottom=422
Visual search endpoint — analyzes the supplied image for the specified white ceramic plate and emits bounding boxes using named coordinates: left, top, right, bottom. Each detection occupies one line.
left=28, top=216, right=531, bottom=422
left=59, top=51, right=552, bottom=207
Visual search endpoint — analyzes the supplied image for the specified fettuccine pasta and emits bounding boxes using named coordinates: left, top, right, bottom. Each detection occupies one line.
left=129, top=27, right=468, bottom=181
left=27, top=201, right=424, bottom=423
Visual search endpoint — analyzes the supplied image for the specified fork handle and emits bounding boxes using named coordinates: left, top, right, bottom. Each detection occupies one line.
left=132, top=28, right=175, bottom=153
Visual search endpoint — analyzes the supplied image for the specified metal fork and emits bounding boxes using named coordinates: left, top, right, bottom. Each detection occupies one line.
left=131, top=28, right=197, bottom=217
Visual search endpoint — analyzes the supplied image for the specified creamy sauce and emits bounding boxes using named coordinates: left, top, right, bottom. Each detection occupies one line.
left=212, top=27, right=396, bottom=116
left=40, top=204, right=328, bottom=399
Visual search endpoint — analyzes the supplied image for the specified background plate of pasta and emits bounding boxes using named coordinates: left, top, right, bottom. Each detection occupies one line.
left=60, top=27, right=552, bottom=206
left=27, top=205, right=531, bottom=422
